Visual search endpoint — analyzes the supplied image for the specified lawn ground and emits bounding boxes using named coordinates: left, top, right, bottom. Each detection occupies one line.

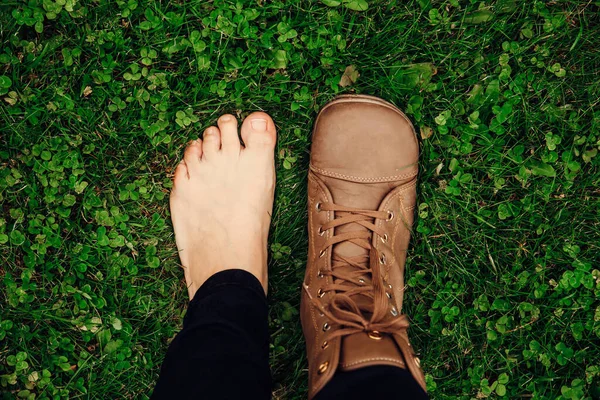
left=1, top=0, right=600, bottom=399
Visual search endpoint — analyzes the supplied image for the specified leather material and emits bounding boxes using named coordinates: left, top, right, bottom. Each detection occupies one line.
left=339, top=333, right=405, bottom=371
left=301, top=95, right=426, bottom=399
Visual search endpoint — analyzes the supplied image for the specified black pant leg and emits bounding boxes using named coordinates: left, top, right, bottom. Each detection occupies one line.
left=314, top=366, right=429, bottom=400
left=152, top=269, right=271, bottom=400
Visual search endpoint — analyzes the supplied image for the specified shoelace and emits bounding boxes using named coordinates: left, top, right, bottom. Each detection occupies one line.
left=308, top=202, right=410, bottom=343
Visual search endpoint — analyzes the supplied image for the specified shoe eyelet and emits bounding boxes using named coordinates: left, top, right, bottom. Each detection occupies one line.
left=321, top=341, right=329, bottom=349
left=323, top=322, right=330, bottom=332
left=317, top=288, right=325, bottom=298
left=391, top=306, right=398, bottom=316
left=379, top=253, right=387, bottom=265
left=388, top=284, right=393, bottom=289
left=368, top=331, right=383, bottom=340
left=386, top=211, right=394, bottom=222
left=318, top=226, right=326, bottom=236
left=358, top=278, right=365, bottom=284
left=315, top=202, right=322, bottom=212
left=319, top=249, right=327, bottom=258
left=318, top=361, right=329, bottom=374
left=317, top=270, right=324, bottom=278
left=386, top=292, right=392, bottom=299
left=380, top=233, right=388, bottom=243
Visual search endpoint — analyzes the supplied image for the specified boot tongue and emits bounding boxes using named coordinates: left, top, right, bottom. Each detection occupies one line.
left=339, top=332, right=406, bottom=371
left=321, top=177, right=393, bottom=261
left=320, top=177, right=393, bottom=311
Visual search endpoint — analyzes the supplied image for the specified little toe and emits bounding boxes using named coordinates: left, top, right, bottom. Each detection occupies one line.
left=202, top=126, right=221, bottom=158
left=240, top=112, right=277, bottom=150
left=183, top=139, right=203, bottom=174
left=173, top=161, right=189, bottom=188
left=217, top=114, right=241, bottom=154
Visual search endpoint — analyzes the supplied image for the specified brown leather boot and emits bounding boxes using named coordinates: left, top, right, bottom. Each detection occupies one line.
left=301, top=94, right=426, bottom=399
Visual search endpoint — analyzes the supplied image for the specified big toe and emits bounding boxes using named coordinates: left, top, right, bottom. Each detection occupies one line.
left=241, top=112, right=277, bottom=150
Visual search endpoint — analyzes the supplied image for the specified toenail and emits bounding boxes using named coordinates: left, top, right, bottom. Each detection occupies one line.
left=251, top=119, right=267, bottom=131
left=220, top=115, right=232, bottom=122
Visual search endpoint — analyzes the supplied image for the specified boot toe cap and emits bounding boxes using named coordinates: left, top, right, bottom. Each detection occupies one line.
left=311, top=98, right=419, bottom=182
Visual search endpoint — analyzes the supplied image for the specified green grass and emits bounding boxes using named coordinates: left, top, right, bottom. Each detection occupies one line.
left=1, top=0, right=600, bottom=399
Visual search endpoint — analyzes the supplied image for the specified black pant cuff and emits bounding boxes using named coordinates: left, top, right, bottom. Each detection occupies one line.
left=186, top=269, right=267, bottom=324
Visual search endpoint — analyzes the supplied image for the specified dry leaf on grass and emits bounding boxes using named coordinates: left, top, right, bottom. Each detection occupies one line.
left=83, top=86, right=93, bottom=97
left=339, top=65, right=360, bottom=87
left=420, top=126, right=433, bottom=140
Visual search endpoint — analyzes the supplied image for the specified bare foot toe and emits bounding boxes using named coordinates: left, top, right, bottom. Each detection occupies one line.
left=183, top=140, right=202, bottom=174
left=202, top=126, right=221, bottom=158
left=241, top=112, right=277, bottom=149
left=218, top=114, right=242, bottom=154
left=173, top=161, right=189, bottom=186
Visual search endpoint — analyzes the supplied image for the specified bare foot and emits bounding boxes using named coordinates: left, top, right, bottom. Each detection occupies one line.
left=170, top=112, right=277, bottom=299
